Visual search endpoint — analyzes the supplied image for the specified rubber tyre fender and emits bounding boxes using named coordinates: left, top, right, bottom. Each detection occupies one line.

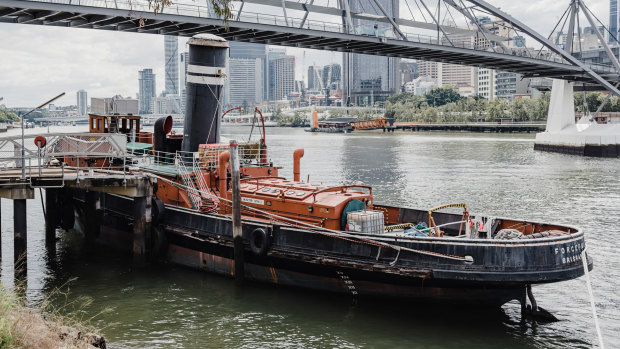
left=249, top=227, right=270, bottom=257
left=151, top=197, right=166, bottom=224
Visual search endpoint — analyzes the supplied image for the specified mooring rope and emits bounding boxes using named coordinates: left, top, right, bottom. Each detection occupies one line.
left=581, top=249, right=605, bottom=349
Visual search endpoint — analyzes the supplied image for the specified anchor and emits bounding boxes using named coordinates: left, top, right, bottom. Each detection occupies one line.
left=521, top=284, right=558, bottom=322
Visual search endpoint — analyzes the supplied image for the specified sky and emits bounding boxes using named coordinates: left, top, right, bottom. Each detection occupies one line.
left=0, top=0, right=610, bottom=107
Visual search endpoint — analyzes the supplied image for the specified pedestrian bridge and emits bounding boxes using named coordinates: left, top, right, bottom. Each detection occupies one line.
left=0, top=0, right=619, bottom=93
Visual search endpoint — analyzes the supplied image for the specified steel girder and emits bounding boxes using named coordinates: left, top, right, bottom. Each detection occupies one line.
left=0, top=0, right=615, bottom=86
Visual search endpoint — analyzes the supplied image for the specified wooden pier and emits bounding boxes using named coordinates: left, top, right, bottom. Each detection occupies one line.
left=0, top=133, right=153, bottom=280
left=391, top=121, right=546, bottom=133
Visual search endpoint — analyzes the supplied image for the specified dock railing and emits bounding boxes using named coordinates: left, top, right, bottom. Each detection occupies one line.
left=0, top=133, right=132, bottom=185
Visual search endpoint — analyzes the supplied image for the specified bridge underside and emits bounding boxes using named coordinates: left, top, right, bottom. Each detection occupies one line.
left=0, top=0, right=618, bottom=85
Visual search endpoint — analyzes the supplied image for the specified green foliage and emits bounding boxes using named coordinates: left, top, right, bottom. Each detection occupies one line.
left=148, top=0, right=233, bottom=25
left=328, top=109, right=345, bottom=119
left=573, top=91, right=620, bottom=113
left=0, top=105, right=19, bottom=123
left=424, top=86, right=462, bottom=107
left=0, top=285, right=18, bottom=348
left=385, top=91, right=552, bottom=123
left=273, top=109, right=309, bottom=127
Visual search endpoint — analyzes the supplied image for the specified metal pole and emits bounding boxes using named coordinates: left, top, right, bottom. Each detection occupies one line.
left=21, top=112, right=25, bottom=180
left=229, top=139, right=244, bottom=284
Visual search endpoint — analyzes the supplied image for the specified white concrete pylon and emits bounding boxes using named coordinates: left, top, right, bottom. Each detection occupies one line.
left=546, top=79, right=575, bottom=132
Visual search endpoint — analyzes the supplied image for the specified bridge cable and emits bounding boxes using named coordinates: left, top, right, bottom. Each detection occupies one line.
left=457, top=0, right=495, bottom=52
left=404, top=0, right=416, bottom=22
left=535, top=3, right=571, bottom=60
left=413, top=0, right=428, bottom=22
left=581, top=1, right=619, bottom=47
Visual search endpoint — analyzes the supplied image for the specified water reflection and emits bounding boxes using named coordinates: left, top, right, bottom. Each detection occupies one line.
left=0, top=127, right=617, bottom=348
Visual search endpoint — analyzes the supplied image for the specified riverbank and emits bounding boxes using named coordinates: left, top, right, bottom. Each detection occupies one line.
left=0, top=286, right=105, bottom=349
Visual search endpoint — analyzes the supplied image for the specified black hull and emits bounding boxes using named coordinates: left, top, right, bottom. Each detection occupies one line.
left=71, top=190, right=592, bottom=306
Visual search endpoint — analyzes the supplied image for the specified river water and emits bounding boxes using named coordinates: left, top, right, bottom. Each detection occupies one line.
left=1, top=126, right=618, bottom=348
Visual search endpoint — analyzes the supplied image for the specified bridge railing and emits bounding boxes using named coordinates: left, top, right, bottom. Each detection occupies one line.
left=25, top=0, right=620, bottom=72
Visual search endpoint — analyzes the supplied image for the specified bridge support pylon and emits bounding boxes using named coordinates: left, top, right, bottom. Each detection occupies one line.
left=546, top=79, right=575, bottom=133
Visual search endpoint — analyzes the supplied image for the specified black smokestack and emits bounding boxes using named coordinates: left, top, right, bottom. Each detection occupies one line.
left=182, top=34, right=228, bottom=152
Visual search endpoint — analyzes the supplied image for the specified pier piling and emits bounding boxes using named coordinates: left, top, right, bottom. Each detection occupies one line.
left=85, top=191, right=100, bottom=247
left=230, top=140, right=244, bottom=284
left=13, top=198, right=27, bottom=278
left=45, top=188, right=60, bottom=249
left=132, top=194, right=152, bottom=265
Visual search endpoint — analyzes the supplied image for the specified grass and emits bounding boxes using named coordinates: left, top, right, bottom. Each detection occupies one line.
left=0, top=278, right=109, bottom=349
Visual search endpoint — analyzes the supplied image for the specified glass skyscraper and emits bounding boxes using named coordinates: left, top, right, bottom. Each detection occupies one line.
left=138, top=69, right=156, bottom=114
left=344, top=0, right=400, bottom=106
left=611, top=0, right=618, bottom=43
left=164, top=36, right=179, bottom=95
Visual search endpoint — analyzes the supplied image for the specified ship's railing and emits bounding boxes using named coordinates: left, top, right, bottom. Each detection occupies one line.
left=127, top=142, right=268, bottom=176
left=195, top=143, right=268, bottom=170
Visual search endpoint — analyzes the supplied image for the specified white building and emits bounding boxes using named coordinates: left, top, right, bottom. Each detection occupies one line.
left=476, top=68, right=496, bottom=100
left=91, top=95, right=139, bottom=115
left=270, top=55, right=295, bottom=101
left=151, top=95, right=182, bottom=115
left=228, top=58, right=263, bottom=106
left=76, top=89, right=87, bottom=116
left=405, top=76, right=438, bottom=95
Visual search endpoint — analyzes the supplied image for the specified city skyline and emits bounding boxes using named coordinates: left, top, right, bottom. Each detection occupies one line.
left=0, top=0, right=611, bottom=107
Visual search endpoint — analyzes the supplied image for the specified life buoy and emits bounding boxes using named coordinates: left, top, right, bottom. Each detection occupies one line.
left=249, top=227, right=270, bottom=256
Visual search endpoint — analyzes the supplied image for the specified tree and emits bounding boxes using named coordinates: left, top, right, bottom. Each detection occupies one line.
left=487, top=98, right=507, bottom=120
left=0, top=105, right=19, bottom=123
left=425, top=86, right=462, bottom=107
left=148, top=0, right=233, bottom=24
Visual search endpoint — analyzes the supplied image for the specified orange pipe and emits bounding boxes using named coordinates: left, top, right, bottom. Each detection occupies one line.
left=293, top=148, right=304, bottom=182
left=218, top=151, right=230, bottom=208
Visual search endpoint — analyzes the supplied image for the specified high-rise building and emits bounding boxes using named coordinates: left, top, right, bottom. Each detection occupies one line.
left=476, top=68, right=496, bottom=100
left=439, top=63, right=476, bottom=88
left=322, top=64, right=341, bottom=90
left=229, top=42, right=268, bottom=101
left=611, top=0, right=618, bottom=43
left=76, top=89, right=87, bottom=116
left=399, top=61, right=418, bottom=86
left=345, top=0, right=399, bottom=106
left=138, top=69, right=156, bottom=114
left=268, top=48, right=288, bottom=100
left=164, top=36, right=179, bottom=95
left=180, top=51, right=188, bottom=112
left=417, top=60, right=439, bottom=80
left=269, top=55, right=295, bottom=101
left=307, top=66, right=322, bottom=91
left=228, top=58, right=263, bottom=106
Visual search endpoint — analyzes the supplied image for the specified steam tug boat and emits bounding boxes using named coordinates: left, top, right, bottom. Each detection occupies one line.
left=61, top=35, right=591, bottom=314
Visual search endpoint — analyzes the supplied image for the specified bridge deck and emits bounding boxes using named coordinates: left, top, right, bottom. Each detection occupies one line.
left=0, top=0, right=617, bottom=84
